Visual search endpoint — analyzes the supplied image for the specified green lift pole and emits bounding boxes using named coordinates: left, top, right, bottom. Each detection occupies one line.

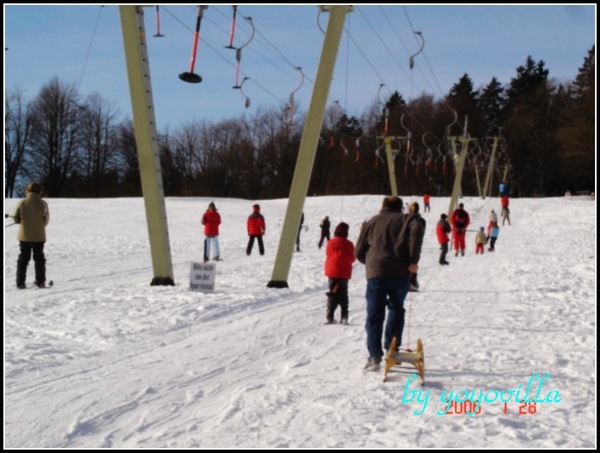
left=267, top=5, right=352, bottom=288
left=383, top=137, right=399, bottom=196
left=482, top=135, right=500, bottom=199
left=447, top=116, right=475, bottom=216
left=120, top=6, right=174, bottom=286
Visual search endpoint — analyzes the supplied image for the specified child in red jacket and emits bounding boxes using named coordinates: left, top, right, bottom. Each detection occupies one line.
left=324, top=222, right=355, bottom=325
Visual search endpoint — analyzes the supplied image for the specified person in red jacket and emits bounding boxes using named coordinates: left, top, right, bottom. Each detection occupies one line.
left=501, top=195, right=511, bottom=226
left=449, top=203, right=470, bottom=256
left=246, top=204, right=266, bottom=256
left=201, top=201, right=221, bottom=262
left=436, top=213, right=451, bottom=265
left=324, top=222, right=355, bottom=325
left=423, top=193, right=431, bottom=212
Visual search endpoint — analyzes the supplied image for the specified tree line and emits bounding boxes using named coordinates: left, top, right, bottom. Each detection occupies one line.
left=5, top=47, right=594, bottom=199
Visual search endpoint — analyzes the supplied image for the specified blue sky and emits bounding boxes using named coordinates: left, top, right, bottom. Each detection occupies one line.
left=4, top=4, right=596, bottom=131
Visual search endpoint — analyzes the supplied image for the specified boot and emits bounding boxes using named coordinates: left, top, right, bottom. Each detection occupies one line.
left=326, top=299, right=336, bottom=324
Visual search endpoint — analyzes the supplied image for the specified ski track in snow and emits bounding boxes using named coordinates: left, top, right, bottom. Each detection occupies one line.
left=4, top=195, right=596, bottom=448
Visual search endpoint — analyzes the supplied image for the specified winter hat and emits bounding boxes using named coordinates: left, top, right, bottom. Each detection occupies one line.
left=253, top=204, right=260, bottom=211
left=334, top=222, right=349, bottom=238
left=208, top=202, right=216, bottom=209
left=458, top=203, right=464, bottom=209
left=480, top=226, right=485, bottom=231
left=441, top=213, right=447, bottom=220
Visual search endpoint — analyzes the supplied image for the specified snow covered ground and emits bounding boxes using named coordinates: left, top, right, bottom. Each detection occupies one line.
left=3, top=194, right=596, bottom=448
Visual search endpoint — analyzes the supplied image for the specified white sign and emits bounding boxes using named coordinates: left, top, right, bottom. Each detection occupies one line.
left=190, top=262, right=216, bottom=292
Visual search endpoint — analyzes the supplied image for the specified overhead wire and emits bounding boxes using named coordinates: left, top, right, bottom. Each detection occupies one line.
left=77, top=5, right=104, bottom=93
left=347, top=9, right=430, bottom=129
left=162, top=5, right=288, bottom=107
left=401, top=6, right=463, bottom=128
left=156, top=5, right=456, bottom=140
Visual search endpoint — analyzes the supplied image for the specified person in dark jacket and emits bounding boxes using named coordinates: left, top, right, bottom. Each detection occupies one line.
left=296, top=212, right=304, bottom=252
left=318, top=216, right=331, bottom=249
left=408, top=202, right=426, bottom=291
left=246, top=204, right=266, bottom=256
left=13, top=181, right=50, bottom=288
left=436, top=213, right=451, bottom=265
left=355, top=195, right=425, bottom=371
left=324, top=222, right=355, bottom=325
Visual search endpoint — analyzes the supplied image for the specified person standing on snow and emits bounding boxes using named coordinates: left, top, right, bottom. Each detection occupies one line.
left=246, top=204, right=266, bottom=256
left=201, top=201, right=221, bottom=262
left=408, top=202, right=426, bottom=291
left=296, top=212, right=304, bottom=252
left=318, top=216, right=331, bottom=249
left=422, top=193, right=431, bottom=212
left=488, top=221, right=500, bottom=251
left=436, top=213, right=451, bottom=265
left=501, top=195, right=511, bottom=226
left=324, top=222, right=355, bottom=325
left=475, top=227, right=487, bottom=254
left=449, top=203, right=470, bottom=257
left=13, top=181, right=50, bottom=289
left=355, top=195, right=425, bottom=372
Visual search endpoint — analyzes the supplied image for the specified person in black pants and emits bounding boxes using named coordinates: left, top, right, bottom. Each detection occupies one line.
left=246, top=204, right=266, bottom=255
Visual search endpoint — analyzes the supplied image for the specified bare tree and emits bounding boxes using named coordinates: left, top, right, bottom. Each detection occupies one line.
left=26, top=77, right=82, bottom=197
left=78, top=93, right=120, bottom=197
left=5, top=88, right=32, bottom=197
left=113, top=120, right=141, bottom=196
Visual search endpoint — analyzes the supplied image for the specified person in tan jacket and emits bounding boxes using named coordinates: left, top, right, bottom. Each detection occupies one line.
left=13, top=181, right=50, bottom=288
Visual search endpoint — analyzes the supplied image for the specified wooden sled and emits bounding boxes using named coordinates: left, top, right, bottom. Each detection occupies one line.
left=383, top=336, right=425, bottom=384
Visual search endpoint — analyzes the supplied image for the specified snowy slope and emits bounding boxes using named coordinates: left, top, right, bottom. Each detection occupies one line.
left=3, top=194, right=596, bottom=448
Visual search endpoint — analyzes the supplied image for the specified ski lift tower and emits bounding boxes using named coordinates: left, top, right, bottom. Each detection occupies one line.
left=447, top=116, right=476, bottom=215
left=120, top=6, right=174, bottom=286
left=267, top=5, right=353, bottom=288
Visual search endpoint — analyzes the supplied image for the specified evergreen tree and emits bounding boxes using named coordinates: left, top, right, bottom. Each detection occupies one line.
left=554, top=46, right=595, bottom=193
left=503, top=56, right=555, bottom=196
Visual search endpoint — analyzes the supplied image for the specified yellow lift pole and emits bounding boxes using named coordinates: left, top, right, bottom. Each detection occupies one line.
left=120, top=6, right=174, bottom=285
left=267, top=5, right=352, bottom=288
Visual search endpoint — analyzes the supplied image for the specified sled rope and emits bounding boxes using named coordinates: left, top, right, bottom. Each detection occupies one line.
left=405, top=289, right=415, bottom=352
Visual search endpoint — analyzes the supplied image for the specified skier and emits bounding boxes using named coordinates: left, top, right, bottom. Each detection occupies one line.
left=13, top=181, right=50, bottom=289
